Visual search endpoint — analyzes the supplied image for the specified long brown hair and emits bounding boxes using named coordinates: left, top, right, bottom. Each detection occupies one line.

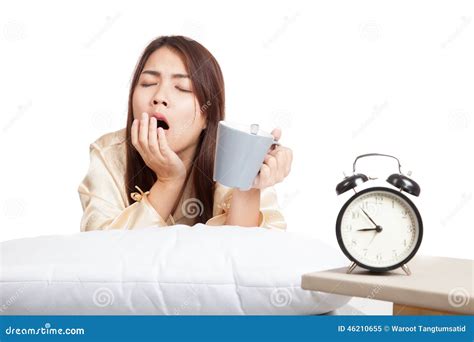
left=125, top=36, right=225, bottom=223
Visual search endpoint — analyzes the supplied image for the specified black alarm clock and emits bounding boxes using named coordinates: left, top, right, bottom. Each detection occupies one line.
left=335, top=153, right=423, bottom=275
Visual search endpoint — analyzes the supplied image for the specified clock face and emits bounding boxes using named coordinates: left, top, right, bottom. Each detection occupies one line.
left=336, top=187, right=423, bottom=271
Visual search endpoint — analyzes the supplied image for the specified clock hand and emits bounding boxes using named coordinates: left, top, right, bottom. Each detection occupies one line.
left=366, top=232, right=378, bottom=248
left=360, top=207, right=379, bottom=227
left=357, top=227, right=383, bottom=232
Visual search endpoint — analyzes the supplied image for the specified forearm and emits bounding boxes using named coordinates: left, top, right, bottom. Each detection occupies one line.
left=225, top=188, right=260, bottom=227
left=147, top=178, right=184, bottom=221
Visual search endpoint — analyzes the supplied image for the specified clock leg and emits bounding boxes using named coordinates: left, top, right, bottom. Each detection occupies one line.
left=401, top=264, right=411, bottom=276
left=346, top=262, right=357, bottom=274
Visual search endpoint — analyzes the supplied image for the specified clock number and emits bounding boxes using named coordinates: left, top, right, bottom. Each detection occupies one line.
left=376, top=253, right=382, bottom=261
left=361, top=201, right=368, bottom=210
left=402, top=209, right=409, bottom=219
left=363, top=249, right=368, bottom=256
left=351, top=211, right=359, bottom=219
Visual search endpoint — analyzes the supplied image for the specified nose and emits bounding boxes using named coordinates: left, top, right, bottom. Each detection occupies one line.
left=152, top=87, right=168, bottom=107
left=153, top=98, right=167, bottom=107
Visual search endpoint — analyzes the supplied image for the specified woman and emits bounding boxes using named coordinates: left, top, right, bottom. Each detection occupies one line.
left=78, top=36, right=293, bottom=231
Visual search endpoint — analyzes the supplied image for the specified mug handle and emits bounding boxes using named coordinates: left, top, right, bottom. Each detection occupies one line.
left=258, top=140, right=281, bottom=175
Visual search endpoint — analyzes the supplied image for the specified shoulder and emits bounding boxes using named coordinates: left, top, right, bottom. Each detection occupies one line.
left=87, top=128, right=127, bottom=171
left=91, top=128, right=126, bottom=151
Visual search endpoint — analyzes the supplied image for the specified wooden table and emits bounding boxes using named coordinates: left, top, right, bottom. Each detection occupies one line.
left=301, top=256, right=473, bottom=315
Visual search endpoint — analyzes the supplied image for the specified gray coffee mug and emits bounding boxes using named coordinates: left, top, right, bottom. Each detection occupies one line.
left=213, top=121, right=280, bottom=191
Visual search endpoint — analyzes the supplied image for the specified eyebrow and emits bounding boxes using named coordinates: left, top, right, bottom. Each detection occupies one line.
left=141, top=70, right=190, bottom=79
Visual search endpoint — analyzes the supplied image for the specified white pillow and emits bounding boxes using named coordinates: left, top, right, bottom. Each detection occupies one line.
left=0, top=225, right=350, bottom=315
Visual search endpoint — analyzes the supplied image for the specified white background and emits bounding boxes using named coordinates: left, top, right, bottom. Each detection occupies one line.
left=1, top=0, right=473, bottom=260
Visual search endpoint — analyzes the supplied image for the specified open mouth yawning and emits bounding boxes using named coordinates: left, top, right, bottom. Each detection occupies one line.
left=156, top=119, right=169, bottom=130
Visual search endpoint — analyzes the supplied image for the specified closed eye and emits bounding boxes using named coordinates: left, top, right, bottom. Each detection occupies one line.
left=140, top=84, right=191, bottom=93
left=176, top=86, right=192, bottom=93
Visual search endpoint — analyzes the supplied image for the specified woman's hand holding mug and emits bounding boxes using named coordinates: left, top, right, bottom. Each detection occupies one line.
left=252, top=128, right=293, bottom=190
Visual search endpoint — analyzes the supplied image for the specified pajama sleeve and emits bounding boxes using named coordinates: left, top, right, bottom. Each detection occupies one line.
left=78, top=142, right=168, bottom=231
